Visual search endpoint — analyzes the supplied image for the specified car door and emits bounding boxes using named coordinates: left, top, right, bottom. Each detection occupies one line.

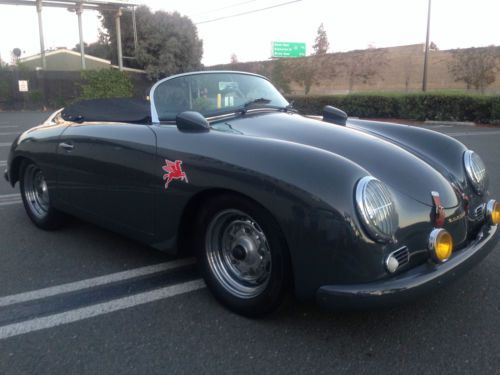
left=56, top=122, right=157, bottom=239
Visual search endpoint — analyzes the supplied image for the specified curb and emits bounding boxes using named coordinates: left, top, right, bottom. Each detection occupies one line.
left=424, top=120, right=475, bottom=127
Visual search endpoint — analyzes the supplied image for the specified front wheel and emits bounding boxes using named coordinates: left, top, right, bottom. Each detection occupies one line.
left=20, top=161, right=64, bottom=230
left=195, top=194, right=291, bottom=317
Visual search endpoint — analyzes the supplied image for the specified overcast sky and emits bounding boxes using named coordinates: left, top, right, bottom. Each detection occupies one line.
left=0, top=0, right=499, bottom=66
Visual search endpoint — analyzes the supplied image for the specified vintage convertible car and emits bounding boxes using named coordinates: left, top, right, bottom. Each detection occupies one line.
left=4, top=71, right=499, bottom=316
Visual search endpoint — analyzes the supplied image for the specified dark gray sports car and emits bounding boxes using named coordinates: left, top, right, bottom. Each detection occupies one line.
left=4, top=71, right=499, bottom=316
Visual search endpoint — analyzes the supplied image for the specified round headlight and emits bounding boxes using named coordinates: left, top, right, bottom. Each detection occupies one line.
left=464, top=150, right=487, bottom=194
left=355, top=176, right=398, bottom=242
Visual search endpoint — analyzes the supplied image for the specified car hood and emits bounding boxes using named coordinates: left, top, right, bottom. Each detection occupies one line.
left=222, top=112, right=459, bottom=208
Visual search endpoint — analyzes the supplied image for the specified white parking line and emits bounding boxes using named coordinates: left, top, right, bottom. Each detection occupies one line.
left=425, top=124, right=452, bottom=128
left=0, top=279, right=205, bottom=340
left=0, top=125, right=19, bottom=129
left=0, top=194, right=22, bottom=207
left=0, top=193, right=19, bottom=198
left=0, top=132, right=19, bottom=136
left=0, top=201, right=22, bottom=207
left=0, top=143, right=11, bottom=147
left=0, top=258, right=196, bottom=307
left=0, top=160, right=7, bottom=167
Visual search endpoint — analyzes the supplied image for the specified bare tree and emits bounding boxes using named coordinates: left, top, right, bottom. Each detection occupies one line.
left=345, top=49, right=387, bottom=92
left=448, top=46, right=499, bottom=92
left=230, top=53, right=238, bottom=64
left=313, top=23, right=329, bottom=55
left=403, top=54, right=414, bottom=92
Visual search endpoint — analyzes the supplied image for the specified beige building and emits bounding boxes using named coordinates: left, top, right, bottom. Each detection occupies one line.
left=19, top=48, right=144, bottom=73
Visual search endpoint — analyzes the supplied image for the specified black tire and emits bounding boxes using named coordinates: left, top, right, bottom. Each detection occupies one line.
left=195, top=194, right=291, bottom=317
left=20, top=160, right=64, bottom=230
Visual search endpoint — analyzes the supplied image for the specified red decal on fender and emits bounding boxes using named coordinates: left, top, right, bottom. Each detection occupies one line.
left=162, top=159, right=188, bottom=189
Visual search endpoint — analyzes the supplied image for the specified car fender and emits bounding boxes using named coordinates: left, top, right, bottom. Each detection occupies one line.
left=154, top=128, right=372, bottom=298
left=347, top=119, right=469, bottom=187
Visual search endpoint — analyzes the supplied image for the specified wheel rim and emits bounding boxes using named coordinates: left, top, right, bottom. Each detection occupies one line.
left=205, top=209, right=272, bottom=299
left=23, top=164, right=50, bottom=219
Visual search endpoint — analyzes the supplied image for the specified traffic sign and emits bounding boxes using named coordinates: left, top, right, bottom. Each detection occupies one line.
left=18, top=80, right=29, bottom=92
left=271, top=42, right=306, bottom=58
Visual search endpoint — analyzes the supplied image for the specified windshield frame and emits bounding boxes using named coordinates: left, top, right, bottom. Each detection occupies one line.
left=149, top=71, right=287, bottom=124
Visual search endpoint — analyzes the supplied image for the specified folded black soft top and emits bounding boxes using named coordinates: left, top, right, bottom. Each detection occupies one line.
left=62, top=98, right=151, bottom=123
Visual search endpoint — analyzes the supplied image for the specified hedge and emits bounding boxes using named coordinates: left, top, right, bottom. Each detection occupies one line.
left=286, top=93, right=500, bottom=124
left=80, top=70, right=133, bottom=100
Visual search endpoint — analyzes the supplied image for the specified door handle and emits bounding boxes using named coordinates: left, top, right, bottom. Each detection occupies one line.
left=59, top=142, right=74, bottom=151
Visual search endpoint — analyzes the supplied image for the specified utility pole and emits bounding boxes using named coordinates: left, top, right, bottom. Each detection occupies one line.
left=132, top=6, right=138, bottom=53
left=115, top=7, right=123, bottom=71
left=76, top=2, right=86, bottom=69
left=422, top=0, right=431, bottom=92
left=36, top=0, right=46, bottom=69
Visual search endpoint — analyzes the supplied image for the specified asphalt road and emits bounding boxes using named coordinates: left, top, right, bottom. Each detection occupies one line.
left=0, top=112, right=499, bottom=375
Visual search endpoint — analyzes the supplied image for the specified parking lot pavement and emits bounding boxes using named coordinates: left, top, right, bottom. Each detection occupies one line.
left=0, top=112, right=499, bottom=375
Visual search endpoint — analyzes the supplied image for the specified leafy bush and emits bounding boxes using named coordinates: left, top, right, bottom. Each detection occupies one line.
left=80, top=69, right=133, bottom=99
left=491, top=97, right=500, bottom=124
left=0, top=80, right=10, bottom=102
left=287, top=93, right=500, bottom=124
left=28, top=90, right=43, bottom=104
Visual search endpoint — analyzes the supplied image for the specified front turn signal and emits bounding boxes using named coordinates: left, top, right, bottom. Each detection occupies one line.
left=428, top=228, right=453, bottom=263
left=486, top=200, right=500, bottom=225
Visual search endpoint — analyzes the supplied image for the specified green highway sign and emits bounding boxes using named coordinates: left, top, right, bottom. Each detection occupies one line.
left=271, top=42, right=306, bottom=58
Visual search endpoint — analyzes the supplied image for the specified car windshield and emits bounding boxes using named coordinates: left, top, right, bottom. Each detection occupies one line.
left=152, top=72, right=289, bottom=122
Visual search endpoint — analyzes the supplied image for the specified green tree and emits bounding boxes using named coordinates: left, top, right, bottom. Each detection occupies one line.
left=448, top=46, right=499, bottom=92
left=290, top=55, right=336, bottom=95
left=270, top=59, right=292, bottom=94
left=313, top=23, right=329, bottom=55
left=73, top=32, right=111, bottom=61
left=99, top=6, right=203, bottom=79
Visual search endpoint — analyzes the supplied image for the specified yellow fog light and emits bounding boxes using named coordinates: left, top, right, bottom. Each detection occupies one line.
left=428, top=228, right=453, bottom=263
left=486, top=200, right=500, bottom=225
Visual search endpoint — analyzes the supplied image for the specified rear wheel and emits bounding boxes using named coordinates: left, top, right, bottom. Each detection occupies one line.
left=196, top=194, right=291, bottom=317
left=20, top=161, right=64, bottom=230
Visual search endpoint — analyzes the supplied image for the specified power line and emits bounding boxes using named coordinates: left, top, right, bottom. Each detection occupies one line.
left=193, top=0, right=259, bottom=17
left=195, top=0, right=303, bottom=25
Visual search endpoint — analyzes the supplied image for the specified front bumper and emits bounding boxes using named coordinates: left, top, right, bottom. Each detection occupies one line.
left=317, top=224, right=498, bottom=309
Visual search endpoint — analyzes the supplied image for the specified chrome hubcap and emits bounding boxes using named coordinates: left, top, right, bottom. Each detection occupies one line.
left=24, top=164, right=50, bottom=219
left=206, top=209, right=272, bottom=298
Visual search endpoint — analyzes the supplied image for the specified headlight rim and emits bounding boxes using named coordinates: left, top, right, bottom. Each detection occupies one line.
left=463, top=150, right=487, bottom=195
left=355, top=176, right=398, bottom=243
